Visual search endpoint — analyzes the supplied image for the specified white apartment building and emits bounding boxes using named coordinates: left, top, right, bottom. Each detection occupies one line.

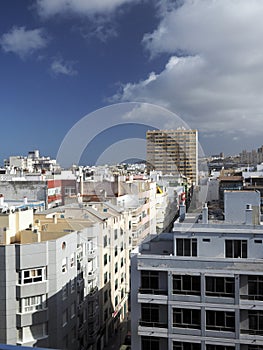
left=62, top=201, right=132, bottom=345
left=116, top=179, right=157, bottom=246
left=131, top=194, right=263, bottom=350
left=0, top=207, right=99, bottom=350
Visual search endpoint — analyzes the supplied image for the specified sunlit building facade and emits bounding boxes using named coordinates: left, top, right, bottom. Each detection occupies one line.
left=146, top=129, right=198, bottom=185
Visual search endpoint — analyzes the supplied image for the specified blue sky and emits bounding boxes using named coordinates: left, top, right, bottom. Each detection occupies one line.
left=1, top=0, right=263, bottom=165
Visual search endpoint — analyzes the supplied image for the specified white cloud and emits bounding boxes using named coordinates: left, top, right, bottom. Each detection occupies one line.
left=0, top=26, right=48, bottom=59
left=113, top=0, right=263, bottom=152
left=50, top=58, right=78, bottom=76
left=36, top=0, right=138, bottom=18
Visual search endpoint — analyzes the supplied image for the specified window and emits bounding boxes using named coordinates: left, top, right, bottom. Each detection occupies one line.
left=115, top=246, right=118, bottom=256
left=173, top=275, right=200, bottom=295
left=173, top=308, right=201, bottom=329
left=115, top=262, right=118, bottom=273
left=104, top=290, right=108, bottom=303
left=115, top=296, right=118, bottom=307
left=225, top=240, right=247, bottom=258
left=142, top=336, right=159, bottom=350
left=120, top=242, right=124, bottom=252
left=104, top=308, right=108, bottom=321
left=176, top=238, right=197, bottom=256
left=71, top=280, right=75, bottom=293
left=248, top=275, right=263, bottom=300
left=70, top=254, right=75, bottom=267
left=62, top=258, right=67, bottom=273
left=114, top=229, right=118, bottom=240
left=173, top=342, right=201, bottom=350
left=62, top=310, right=68, bottom=327
left=141, top=304, right=160, bottom=327
left=70, top=327, right=76, bottom=343
left=205, top=277, right=235, bottom=297
left=247, top=311, right=263, bottom=335
left=19, top=267, right=46, bottom=284
left=62, top=285, right=68, bottom=300
left=20, top=295, right=47, bottom=313
left=206, top=310, right=235, bottom=332
left=115, top=279, right=118, bottom=290
left=120, top=228, right=124, bottom=236
left=70, top=302, right=76, bottom=318
left=206, top=346, right=234, bottom=350
left=141, top=271, right=159, bottom=292
left=104, top=254, right=107, bottom=266
left=104, top=235, right=107, bottom=247
left=104, top=272, right=108, bottom=284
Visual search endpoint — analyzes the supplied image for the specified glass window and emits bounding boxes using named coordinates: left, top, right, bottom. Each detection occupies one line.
left=206, top=310, right=235, bottom=332
left=205, top=277, right=235, bottom=297
left=142, top=336, right=159, bottom=350
left=176, top=238, right=197, bottom=257
left=173, top=342, right=201, bottom=350
left=19, top=267, right=46, bottom=284
left=173, top=275, right=200, bottom=295
left=173, top=308, right=201, bottom=329
left=20, top=295, right=47, bottom=313
left=225, top=240, right=247, bottom=258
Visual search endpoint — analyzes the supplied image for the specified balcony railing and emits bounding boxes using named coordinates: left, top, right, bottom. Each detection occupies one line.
left=240, top=294, right=263, bottom=301
left=88, top=270, right=97, bottom=281
left=205, top=292, right=234, bottom=298
left=241, top=329, right=263, bottom=336
left=139, top=288, right=168, bottom=295
left=139, top=320, right=168, bottom=328
left=173, top=290, right=201, bottom=296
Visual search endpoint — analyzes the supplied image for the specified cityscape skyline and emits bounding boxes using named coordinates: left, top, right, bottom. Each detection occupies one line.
left=1, top=1, right=263, bottom=164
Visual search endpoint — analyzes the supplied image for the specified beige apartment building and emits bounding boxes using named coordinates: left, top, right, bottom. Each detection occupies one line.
left=146, top=129, right=198, bottom=185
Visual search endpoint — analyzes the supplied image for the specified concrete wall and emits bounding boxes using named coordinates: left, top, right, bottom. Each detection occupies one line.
left=0, top=182, right=47, bottom=204
left=224, top=190, right=260, bottom=224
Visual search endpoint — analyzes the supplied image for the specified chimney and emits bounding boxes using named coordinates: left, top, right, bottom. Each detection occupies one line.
left=179, top=203, right=186, bottom=222
left=0, top=194, right=4, bottom=206
left=202, top=203, right=208, bottom=224
left=245, top=204, right=253, bottom=225
left=53, top=214, right=57, bottom=224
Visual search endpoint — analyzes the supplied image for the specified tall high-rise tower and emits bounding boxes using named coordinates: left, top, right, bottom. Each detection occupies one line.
left=146, top=129, right=198, bottom=185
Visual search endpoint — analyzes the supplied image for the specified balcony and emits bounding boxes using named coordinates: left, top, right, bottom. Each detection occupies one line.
left=87, top=288, right=99, bottom=304
left=241, top=329, right=263, bottom=336
left=139, top=288, right=168, bottom=295
left=138, top=287, right=168, bottom=303
left=77, top=278, right=84, bottom=291
left=88, top=306, right=99, bottom=323
left=78, top=300, right=85, bottom=312
left=88, top=270, right=97, bottom=281
left=139, top=320, right=168, bottom=328
left=240, top=294, right=263, bottom=301
left=138, top=319, right=168, bottom=337
left=78, top=323, right=86, bottom=336
left=88, top=249, right=96, bottom=260
left=88, top=329, right=98, bottom=345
